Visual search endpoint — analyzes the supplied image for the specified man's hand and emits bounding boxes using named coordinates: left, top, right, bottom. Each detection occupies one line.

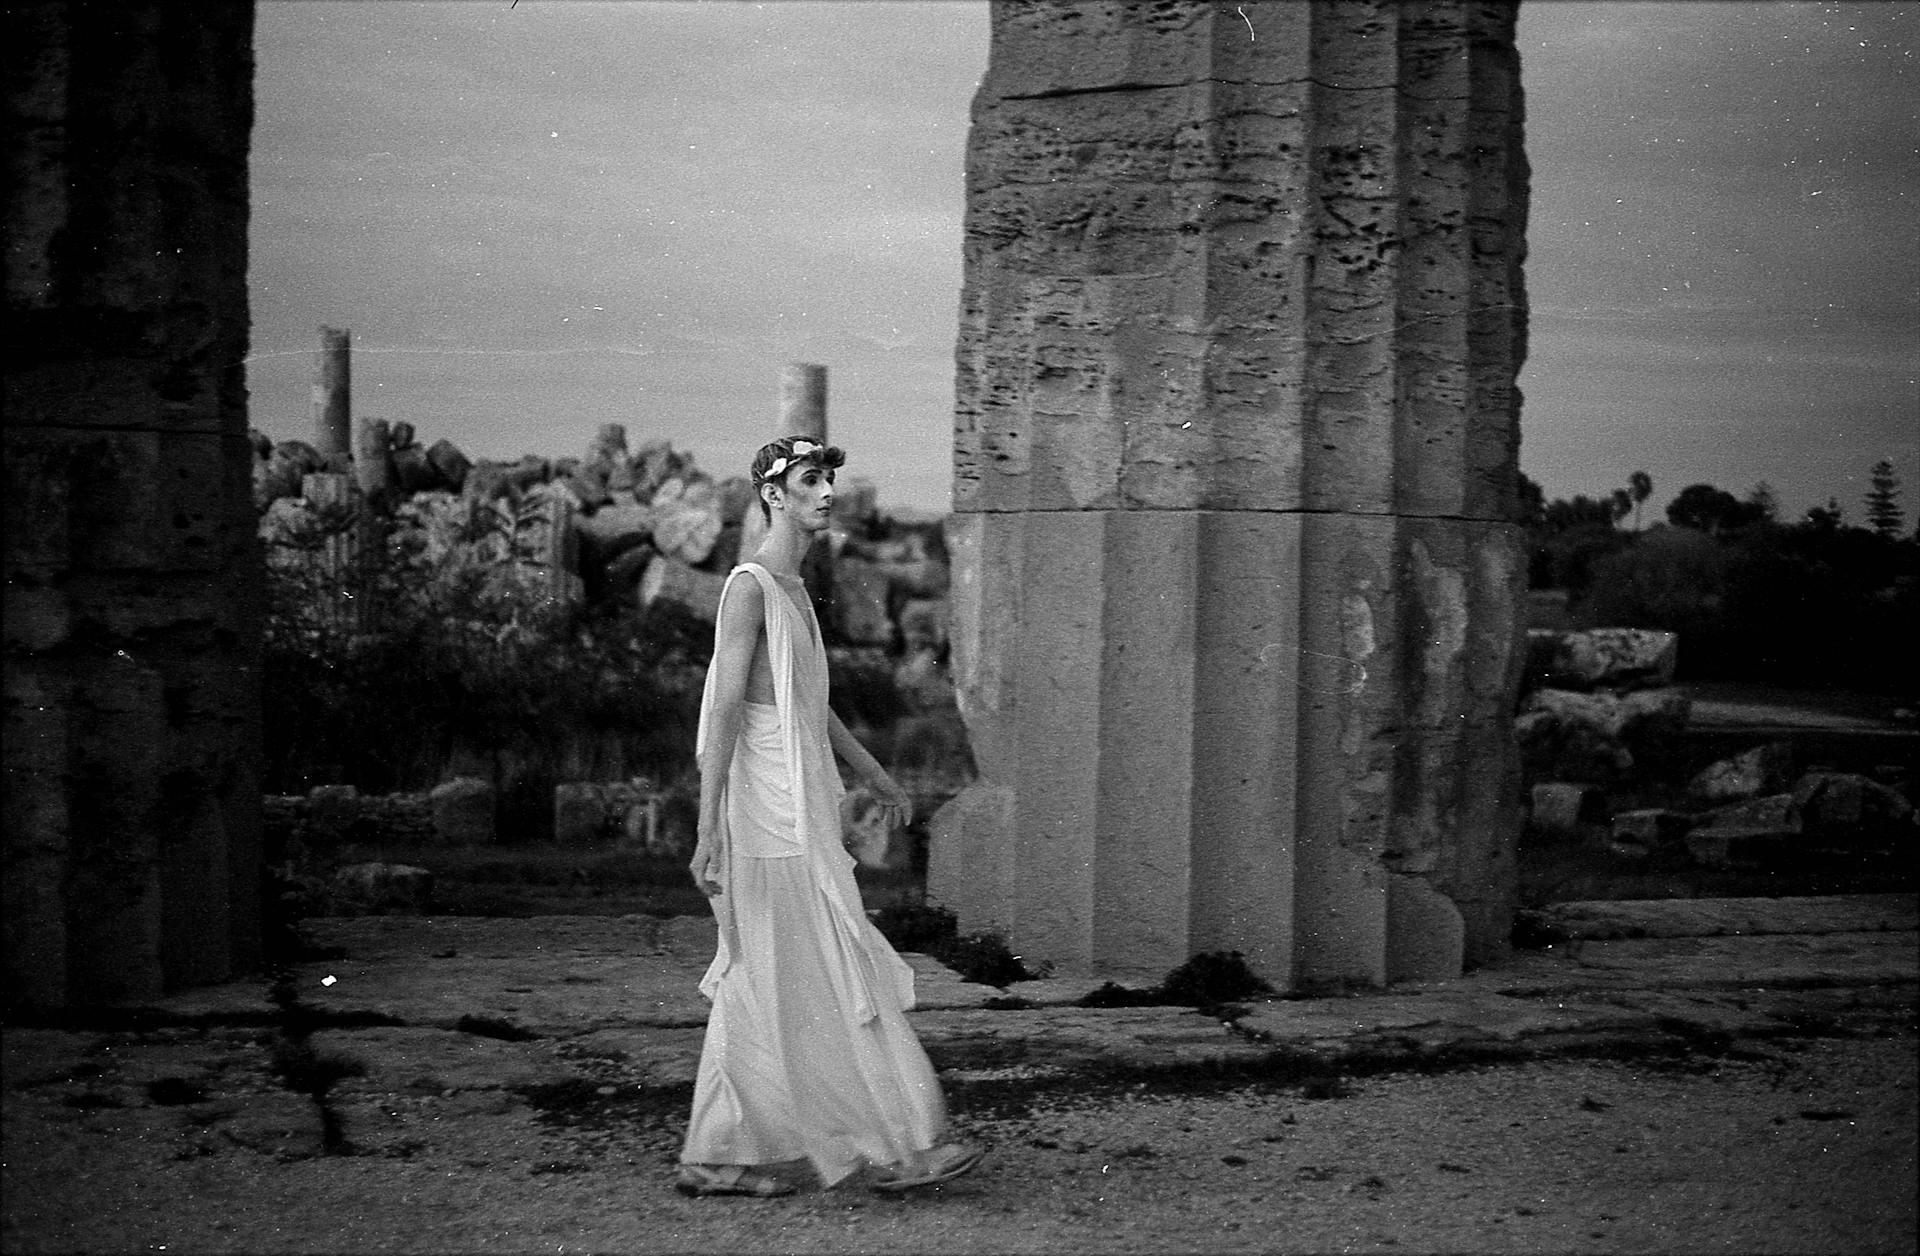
left=688, top=842, right=723, bottom=898
left=872, top=773, right=914, bottom=832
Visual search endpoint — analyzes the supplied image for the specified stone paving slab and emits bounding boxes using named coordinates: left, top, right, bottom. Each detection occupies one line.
left=563, top=1025, right=708, bottom=1087
left=310, top=1026, right=582, bottom=1096
left=293, top=951, right=716, bottom=1034
left=903, top=954, right=1009, bottom=1010
left=102, top=896, right=1915, bottom=1094
left=912, top=1006, right=1269, bottom=1073
left=1488, top=931, right=1917, bottom=995
left=1536, top=894, right=1918, bottom=940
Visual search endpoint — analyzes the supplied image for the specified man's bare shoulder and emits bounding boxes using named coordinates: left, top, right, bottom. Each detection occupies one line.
left=716, top=570, right=766, bottom=638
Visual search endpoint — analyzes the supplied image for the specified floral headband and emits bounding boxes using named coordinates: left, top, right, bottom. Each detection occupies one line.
left=762, top=439, right=821, bottom=481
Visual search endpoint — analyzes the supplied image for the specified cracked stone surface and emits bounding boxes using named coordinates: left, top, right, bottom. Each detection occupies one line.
left=2, top=897, right=1913, bottom=1253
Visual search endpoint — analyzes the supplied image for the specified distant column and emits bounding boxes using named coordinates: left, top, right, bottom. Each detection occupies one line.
left=311, top=326, right=351, bottom=462
left=779, top=363, right=828, bottom=442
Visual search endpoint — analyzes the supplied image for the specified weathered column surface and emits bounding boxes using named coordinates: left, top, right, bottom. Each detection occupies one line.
left=311, top=325, right=351, bottom=462
left=3, top=0, right=262, bottom=1007
left=779, top=362, right=829, bottom=443
left=931, top=0, right=1529, bottom=986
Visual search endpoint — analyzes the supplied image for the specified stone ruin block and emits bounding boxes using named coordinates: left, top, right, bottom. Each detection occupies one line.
left=430, top=778, right=496, bottom=846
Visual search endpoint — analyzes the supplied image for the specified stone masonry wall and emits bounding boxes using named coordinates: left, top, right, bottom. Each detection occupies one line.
left=3, top=1, right=262, bottom=1006
left=932, top=0, right=1529, bottom=984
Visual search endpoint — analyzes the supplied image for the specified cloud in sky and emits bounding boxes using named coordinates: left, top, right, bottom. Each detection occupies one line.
left=250, top=1, right=1916, bottom=518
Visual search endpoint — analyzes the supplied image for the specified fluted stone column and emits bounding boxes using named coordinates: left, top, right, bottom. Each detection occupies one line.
left=930, top=0, right=1529, bottom=986
left=3, top=0, right=262, bottom=1007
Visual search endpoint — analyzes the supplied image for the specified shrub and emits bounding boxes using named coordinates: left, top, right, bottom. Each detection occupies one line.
left=261, top=512, right=705, bottom=816
left=1580, top=520, right=1919, bottom=690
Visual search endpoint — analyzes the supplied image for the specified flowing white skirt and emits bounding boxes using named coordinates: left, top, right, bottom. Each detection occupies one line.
left=681, top=703, right=946, bottom=1185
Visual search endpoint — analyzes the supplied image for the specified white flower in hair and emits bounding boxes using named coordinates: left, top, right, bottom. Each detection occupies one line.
left=763, top=440, right=822, bottom=481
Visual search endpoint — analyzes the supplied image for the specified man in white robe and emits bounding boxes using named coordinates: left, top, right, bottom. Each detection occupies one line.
left=677, top=436, right=985, bottom=1198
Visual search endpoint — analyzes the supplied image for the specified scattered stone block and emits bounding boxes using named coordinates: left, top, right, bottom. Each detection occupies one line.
left=898, top=598, right=949, bottom=654
left=504, top=454, right=551, bottom=493
left=639, top=556, right=726, bottom=623
left=554, top=782, right=609, bottom=848
left=430, top=777, right=496, bottom=846
left=330, top=863, right=433, bottom=915
left=603, top=545, right=653, bottom=601
left=618, top=794, right=666, bottom=856
left=556, top=469, right=609, bottom=511
left=1537, top=627, right=1679, bottom=691
left=1515, top=687, right=1690, bottom=784
left=1686, top=792, right=1799, bottom=869
left=631, top=439, right=693, bottom=501
left=1688, top=742, right=1794, bottom=804
left=1530, top=782, right=1603, bottom=836
left=462, top=460, right=514, bottom=505
left=893, top=648, right=957, bottom=714
left=390, top=443, right=440, bottom=495
left=1384, top=874, right=1465, bottom=984
left=889, top=711, right=978, bottom=803
left=1698, top=792, right=1799, bottom=834
left=887, top=556, right=951, bottom=600
left=832, top=557, right=894, bottom=645
left=649, top=477, right=723, bottom=565
left=1611, top=808, right=1693, bottom=852
left=1791, top=771, right=1915, bottom=839
left=305, top=784, right=360, bottom=846
left=831, top=476, right=880, bottom=533
left=425, top=438, right=470, bottom=491
left=715, top=476, right=755, bottom=526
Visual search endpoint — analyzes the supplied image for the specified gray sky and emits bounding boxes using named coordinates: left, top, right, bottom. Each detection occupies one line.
left=248, top=1, right=1916, bottom=520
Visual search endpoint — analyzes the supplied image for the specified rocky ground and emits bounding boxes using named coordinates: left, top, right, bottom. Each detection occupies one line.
left=3, top=1029, right=1912, bottom=1254
left=3, top=897, right=1915, bottom=1255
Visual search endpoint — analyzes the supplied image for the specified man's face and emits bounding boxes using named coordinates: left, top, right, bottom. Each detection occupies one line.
left=769, top=461, right=835, bottom=531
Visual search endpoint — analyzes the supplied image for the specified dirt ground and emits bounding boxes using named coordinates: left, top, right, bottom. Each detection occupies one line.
left=5, top=1028, right=1913, bottom=1255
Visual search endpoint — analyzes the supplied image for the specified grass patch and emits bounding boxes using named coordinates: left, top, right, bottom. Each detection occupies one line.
left=1076, top=951, right=1277, bottom=1009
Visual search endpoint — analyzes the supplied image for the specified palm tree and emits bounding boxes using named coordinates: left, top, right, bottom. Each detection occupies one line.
left=1610, top=487, right=1634, bottom=525
left=1628, top=470, right=1653, bottom=530
left=1865, top=459, right=1903, bottom=537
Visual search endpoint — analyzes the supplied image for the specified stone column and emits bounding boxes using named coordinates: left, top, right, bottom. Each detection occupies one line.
left=3, top=0, right=262, bottom=1007
left=931, top=0, right=1529, bottom=987
left=779, top=362, right=828, bottom=442
left=312, top=326, right=351, bottom=464
left=745, top=363, right=833, bottom=572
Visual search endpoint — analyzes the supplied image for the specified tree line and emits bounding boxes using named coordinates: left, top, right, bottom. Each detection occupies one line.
left=1521, top=460, right=1916, bottom=693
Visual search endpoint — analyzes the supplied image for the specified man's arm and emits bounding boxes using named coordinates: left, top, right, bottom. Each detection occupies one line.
left=688, top=577, right=762, bottom=896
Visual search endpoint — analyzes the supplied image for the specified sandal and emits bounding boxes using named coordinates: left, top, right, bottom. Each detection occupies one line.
left=674, top=1164, right=795, bottom=1198
left=871, top=1141, right=986, bottom=1193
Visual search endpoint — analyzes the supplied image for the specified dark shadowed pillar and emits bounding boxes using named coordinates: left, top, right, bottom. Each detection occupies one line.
left=931, top=0, right=1529, bottom=986
left=3, top=0, right=262, bottom=1007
